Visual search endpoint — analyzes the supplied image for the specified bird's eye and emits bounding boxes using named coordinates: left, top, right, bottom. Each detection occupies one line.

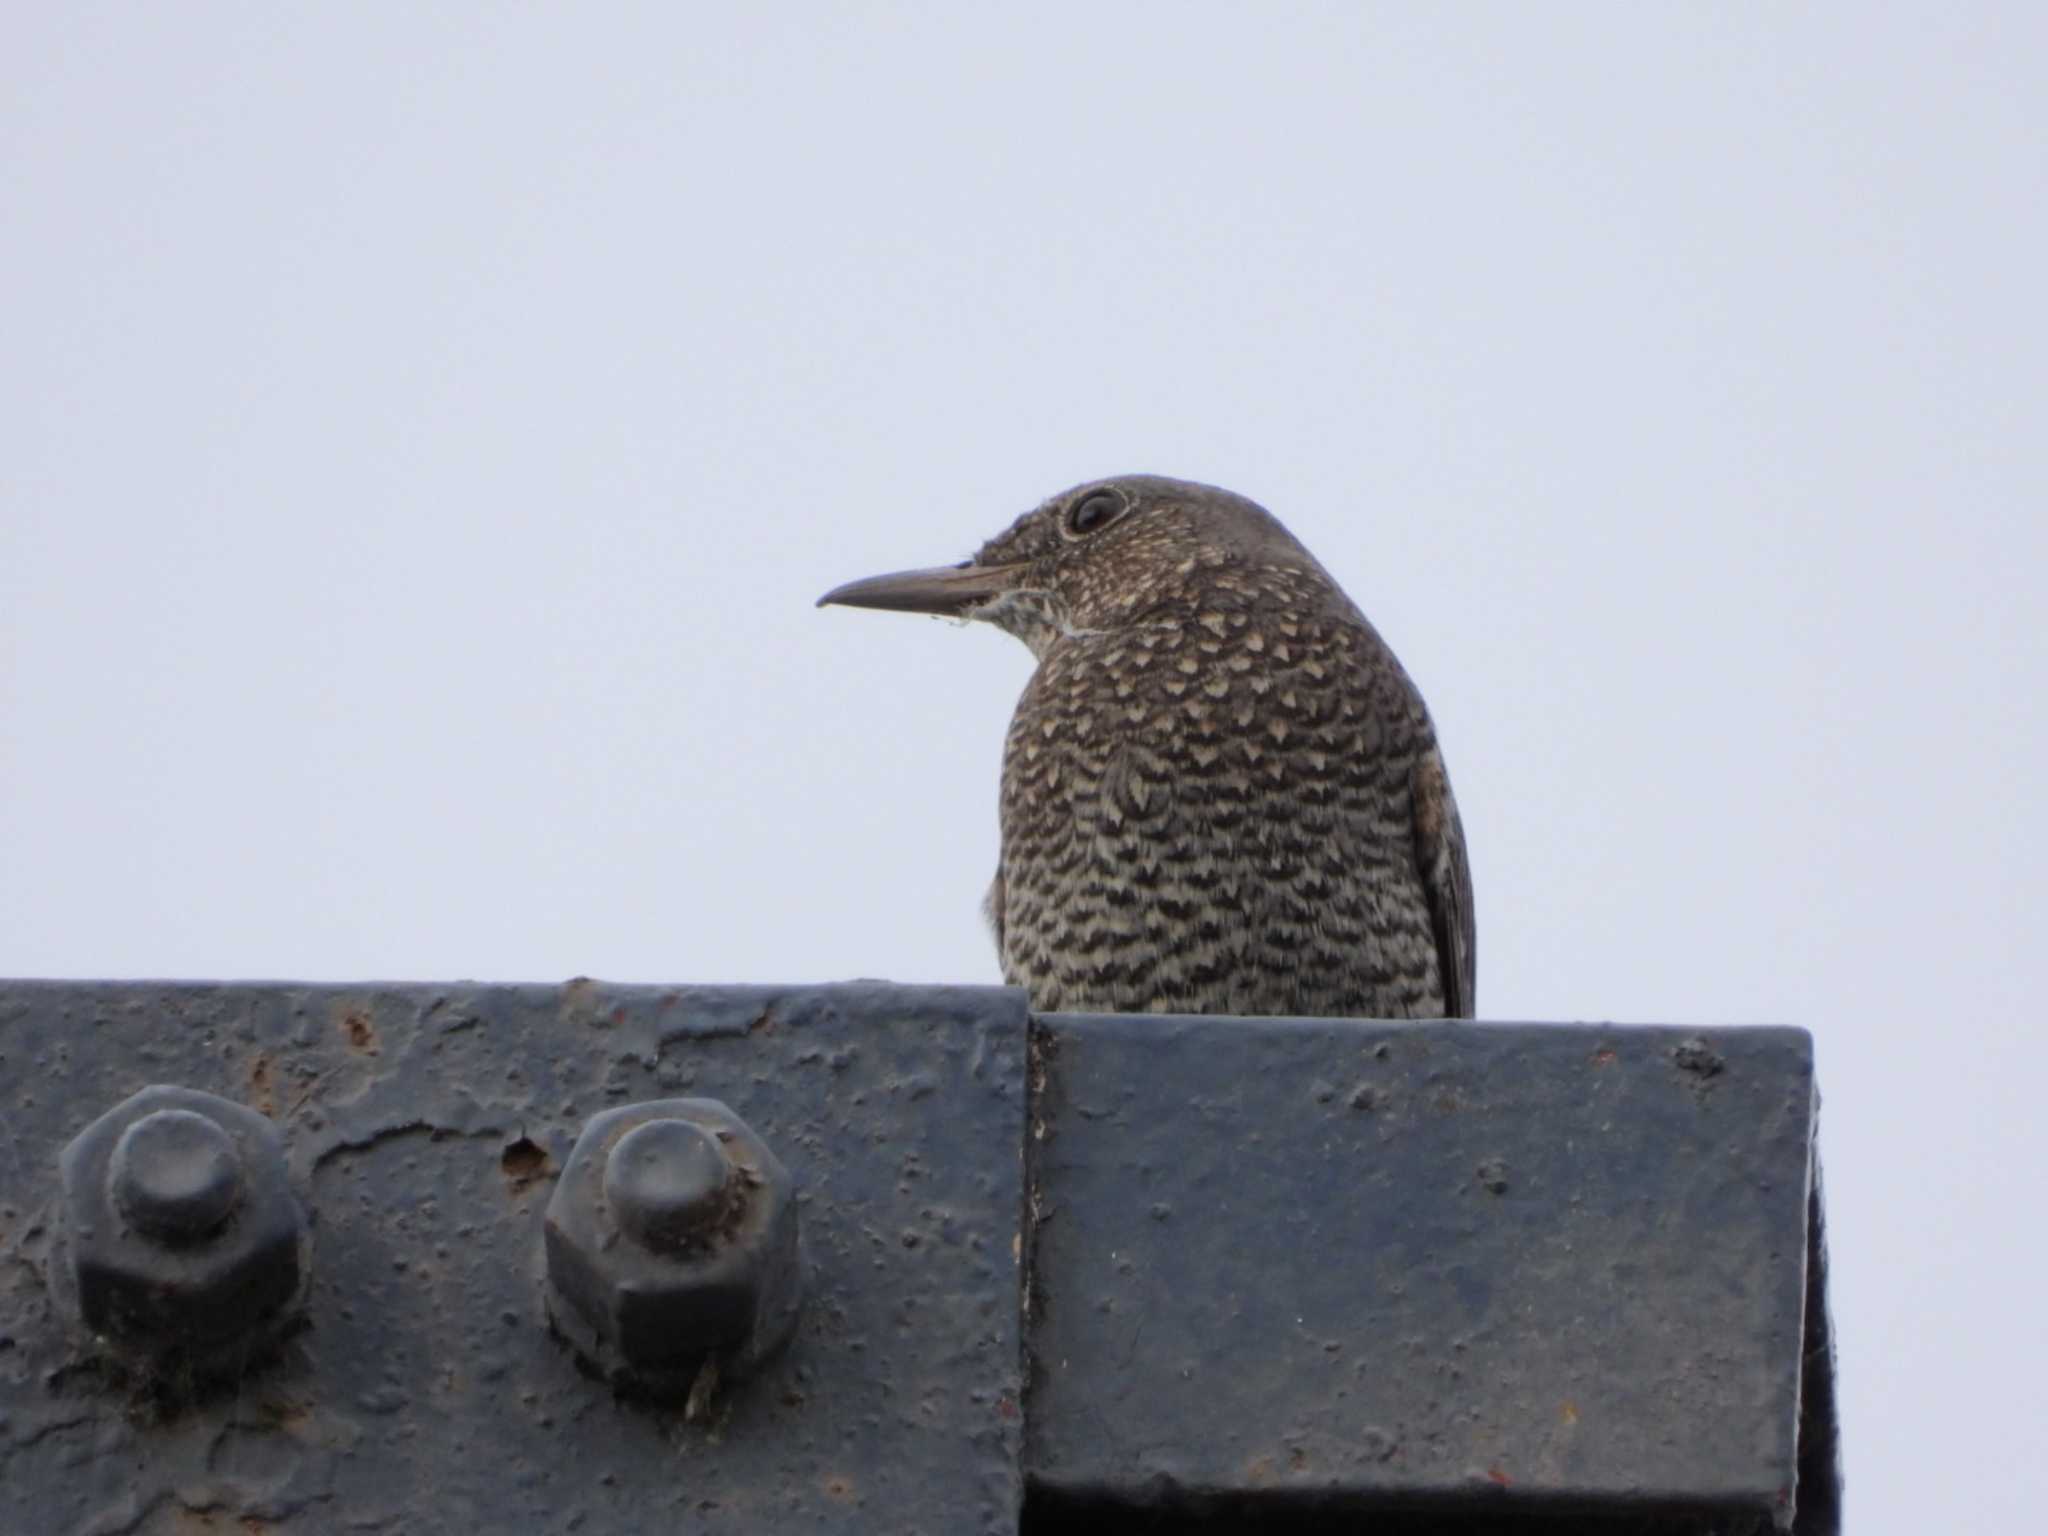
left=1068, top=490, right=1124, bottom=537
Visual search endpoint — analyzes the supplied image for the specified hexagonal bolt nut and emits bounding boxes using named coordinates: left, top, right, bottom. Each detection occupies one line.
left=51, top=1085, right=310, bottom=1368
left=543, top=1097, right=801, bottom=1395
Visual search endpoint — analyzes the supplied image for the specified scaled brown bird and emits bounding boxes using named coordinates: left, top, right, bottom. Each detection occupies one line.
left=820, top=475, right=1474, bottom=1020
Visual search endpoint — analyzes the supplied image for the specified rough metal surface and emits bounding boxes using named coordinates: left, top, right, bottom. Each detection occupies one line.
left=1025, top=1014, right=1831, bottom=1532
left=0, top=981, right=1028, bottom=1535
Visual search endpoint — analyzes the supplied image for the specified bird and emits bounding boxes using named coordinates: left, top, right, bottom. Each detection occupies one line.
left=819, top=475, right=1473, bottom=1021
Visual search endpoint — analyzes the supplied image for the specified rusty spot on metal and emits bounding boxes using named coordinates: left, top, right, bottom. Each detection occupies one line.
left=339, top=1009, right=379, bottom=1055
left=174, top=1506, right=274, bottom=1533
left=500, top=1136, right=552, bottom=1190
left=246, top=1053, right=278, bottom=1118
left=1673, top=1037, right=1725, bottom=1079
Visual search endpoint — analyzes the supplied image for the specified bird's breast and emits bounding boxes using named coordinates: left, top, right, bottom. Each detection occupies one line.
left=993, top=614, right=1443, bottom=1018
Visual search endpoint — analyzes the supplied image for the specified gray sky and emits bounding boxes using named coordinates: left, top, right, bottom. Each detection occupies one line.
left=4, top=4, right=2042, bottom=1524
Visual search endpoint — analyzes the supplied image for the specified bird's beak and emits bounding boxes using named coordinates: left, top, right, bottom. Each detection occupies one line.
left=816, top=560, right=1029, bottom=618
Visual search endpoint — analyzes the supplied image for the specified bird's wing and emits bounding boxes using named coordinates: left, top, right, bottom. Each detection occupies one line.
left=982, top=864, right=1005, bottom=957
left=1412, top=746, right=1476, bottom=1019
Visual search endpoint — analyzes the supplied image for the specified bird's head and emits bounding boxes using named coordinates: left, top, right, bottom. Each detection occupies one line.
left=819, top=475, right=1335, bottom=658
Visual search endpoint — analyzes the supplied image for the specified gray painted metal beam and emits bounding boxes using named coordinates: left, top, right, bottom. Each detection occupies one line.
left=1025, top=1013, right=1835, bottom=1532
left=0, top=983, right=1835, bottom=1533
left=0, top=981, right=1029, bottom=1534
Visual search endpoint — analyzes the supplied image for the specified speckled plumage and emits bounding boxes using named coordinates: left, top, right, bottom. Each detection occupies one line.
left=822, top=475, right=1474, bottom=1021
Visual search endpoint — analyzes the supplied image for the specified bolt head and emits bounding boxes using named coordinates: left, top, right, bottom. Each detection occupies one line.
left=604, top=1118, right=737, bottom=1252
left=53, top=1086, right=309, bottom=1363
left=544, top=1098, right=801, bottom=1393
left=110, top=1108, right=246, bottom=1241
